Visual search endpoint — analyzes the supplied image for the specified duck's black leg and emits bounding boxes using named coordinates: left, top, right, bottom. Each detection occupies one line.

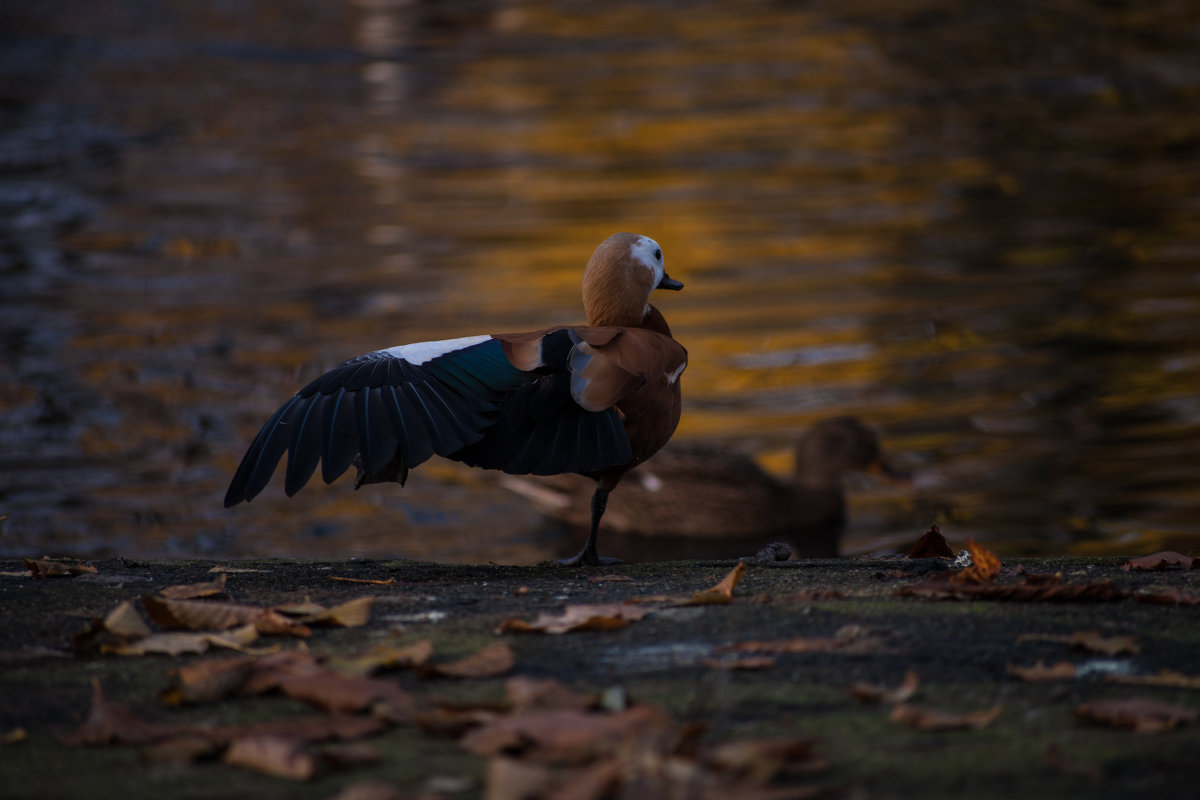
left=558, top=486, right=622, bottom=566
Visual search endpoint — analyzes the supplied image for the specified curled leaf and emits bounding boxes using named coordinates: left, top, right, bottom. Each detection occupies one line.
left=1075, top=697, right=1197, bottom=733
left=1007, top=661, right=1078, bottom=682
left=1122, top=551, right=1198, bottom=571
left=160, top=573, right=228, bottom=600
left=890, top=703, right=1001, bottom=732
left=907, top=523, right=955, bottom=558
left=850, top=670, right=919, bottom=704
left=948, top=540, right=1002, bottom=585
left=497, top=604, right=648, bottom=635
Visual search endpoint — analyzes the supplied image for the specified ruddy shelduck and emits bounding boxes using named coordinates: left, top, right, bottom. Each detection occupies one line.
left=224, top=232, right=687, bottom=565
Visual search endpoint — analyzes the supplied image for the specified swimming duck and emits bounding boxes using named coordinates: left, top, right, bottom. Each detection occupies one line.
left=223, top=232, right=687, bottom=566
left=502, top=416, right=895, bottom=559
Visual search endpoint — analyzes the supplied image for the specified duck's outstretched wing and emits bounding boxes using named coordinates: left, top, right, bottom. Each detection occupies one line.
left=223, top=330, right=637, bottom=505
left=225, top=334, right=524, bottom=506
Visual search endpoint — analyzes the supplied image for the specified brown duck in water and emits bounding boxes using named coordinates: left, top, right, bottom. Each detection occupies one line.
left=503, top=416, right=898, bottom=560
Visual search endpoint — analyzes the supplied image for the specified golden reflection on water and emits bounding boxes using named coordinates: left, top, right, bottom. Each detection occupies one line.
left=2, top=0, right=1199, bottom=562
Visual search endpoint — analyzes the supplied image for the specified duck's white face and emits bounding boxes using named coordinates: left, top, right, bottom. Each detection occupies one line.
left=629, top=235, right=665, bottom=289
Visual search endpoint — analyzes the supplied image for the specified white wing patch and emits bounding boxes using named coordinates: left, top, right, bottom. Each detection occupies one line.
left=380, top=334, right=492, bottom=365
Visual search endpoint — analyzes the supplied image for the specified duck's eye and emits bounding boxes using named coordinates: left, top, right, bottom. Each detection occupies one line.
left=654, top=248, right=662, bottom=261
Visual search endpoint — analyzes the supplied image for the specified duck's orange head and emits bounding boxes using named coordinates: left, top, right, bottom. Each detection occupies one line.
left=582, top=233, right=683, bottom=327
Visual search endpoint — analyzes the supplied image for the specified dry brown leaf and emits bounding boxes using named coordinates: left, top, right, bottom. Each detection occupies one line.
left=1075, top=697, right=1197, bottom=733
left=1133, top=588, right=1200, bottom=605
left=850, top=670, right=919, bottom=704
left=897, top=575, right=1127, bottom=602
left=505, top=677, right=596, bottom=714
left=160, top=573, right=228, bottom=600
left=723, top=624, right=883, bottom=655
left=1007, top=660, right=1078, bottom=682
left=274, top=672, right=413, bottom=716
left=60, top=678, right=182, bottom=746
left=139, top=734, right=222, bottom=766
left=587, top=574, right=633, bottom=583
left=460, top=706, right=673, bottom=761
left=1105, top=670, right=1200, bottom=690
left=330, top=576, right=397, bottom=586
left=299, top=596, right=374, bottom=628
left=907, top=523, right=955, bottom=558
left=496, top=604, right=649, bottom=634
left=143, top=596, right=310, bottom=637
left=24, top=558, right=96, bottom=578
left=274, top=598, right=328, bottom=617
left=890, top=703, right=1002, bottom=732
left=1015, top=631, right=1139, bottom=656
left=705, top=738, right=826, bottom=782
left=74, top=600, right=153, bottom=652
left=749, top=588, right=845, bottom=604
left=1122, top=551, right=1198, bottom=571
left=223, top=734, right=316, bottom=780
left=948, top=540, right=1002, bottom=585
left=688, top=562, right=747, bottom=605
left=331, top=639, right=435, bottom=677
left=161, top=656, right=256, bottom=705
left=316, top=741, right=383, bottom=770
left=423, top=642, right=515, bottom=679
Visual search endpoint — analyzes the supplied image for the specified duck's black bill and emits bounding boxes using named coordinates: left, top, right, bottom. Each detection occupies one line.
left=657, top=274, right=684, bottom=290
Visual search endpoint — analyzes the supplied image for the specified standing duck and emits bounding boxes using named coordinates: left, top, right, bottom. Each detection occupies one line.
left=223, top=232, right=687, bottom=566
left=502, top=417, right=896, bottom=559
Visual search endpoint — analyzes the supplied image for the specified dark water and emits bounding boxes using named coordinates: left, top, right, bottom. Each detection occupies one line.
left=3, top=0, right=1199, bottom=562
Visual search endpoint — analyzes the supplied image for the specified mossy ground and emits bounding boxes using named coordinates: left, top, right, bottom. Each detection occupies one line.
left=1, top=556, right=1197, bottom=799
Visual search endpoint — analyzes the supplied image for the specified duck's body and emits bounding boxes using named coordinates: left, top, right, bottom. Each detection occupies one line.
left=224, top=233, right=687, bottom=565
left=503, top=417, right=890, bottom=559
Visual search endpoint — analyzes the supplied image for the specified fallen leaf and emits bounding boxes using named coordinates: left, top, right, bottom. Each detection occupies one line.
left=688, top=562, right=747, bottom=605
left=705, top=737, right=826, bottom=781
left=723, top=625, right=883, bottom=655
left=24, top=558, right=97, bottom=578
left=160, top=573, right=228, bottom=599
left=1133, top=588, right=1200, bottom=605
left=1007, top=661, right=1078, bottom=682
left=1015, top=630, right=1139, bottom=656
left=1075, top=697, right=1197, bottom=733
left=208, top=566, right=265, bottom=573
left=850, top=670, right=919, bottom=704
left=330, top=576, right=397, bottom=586
left=1122, top=551, right=1198, bottom=571
left=896, top=575, right=1128, bottom=602
left=74, top=600, right=153, bottom=652
left=139, top=734, right=222, bottom=765
left=60, top=678, right=181, bottom=746
left=749, top=588, right=844, bottom=604
left=497, top=604, right=649, bottom=634
left=907, top=523, right=955, bottom=558
left=587, top=574, right=633, bottom=583
left=505, top=677, right=597, bottom=714
left=161, top=657, right=256, bottom=705
left=460, top=705, right=672, bottom=762
left=316, top=741, right=383, bottom=770
left=422, top=642, right=515, bottom=679
left=103, top=624, right=263, bottom=657
left=223, top=734, right=316, bottom=780
left=330, top=639, right=435, bottom=676
left=1105, top=670, right=1200, bottom=690
left=299, top=596, right=374, bottom=628
left=273, top=672, right=413, bottom=716
left=143, top=596, right=310, bottom=637
left=273, top=598, right=329, bottom=617
left=948, top=540, right=1001, bottom=585
left=889, top=703, right=1002, bottom=732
